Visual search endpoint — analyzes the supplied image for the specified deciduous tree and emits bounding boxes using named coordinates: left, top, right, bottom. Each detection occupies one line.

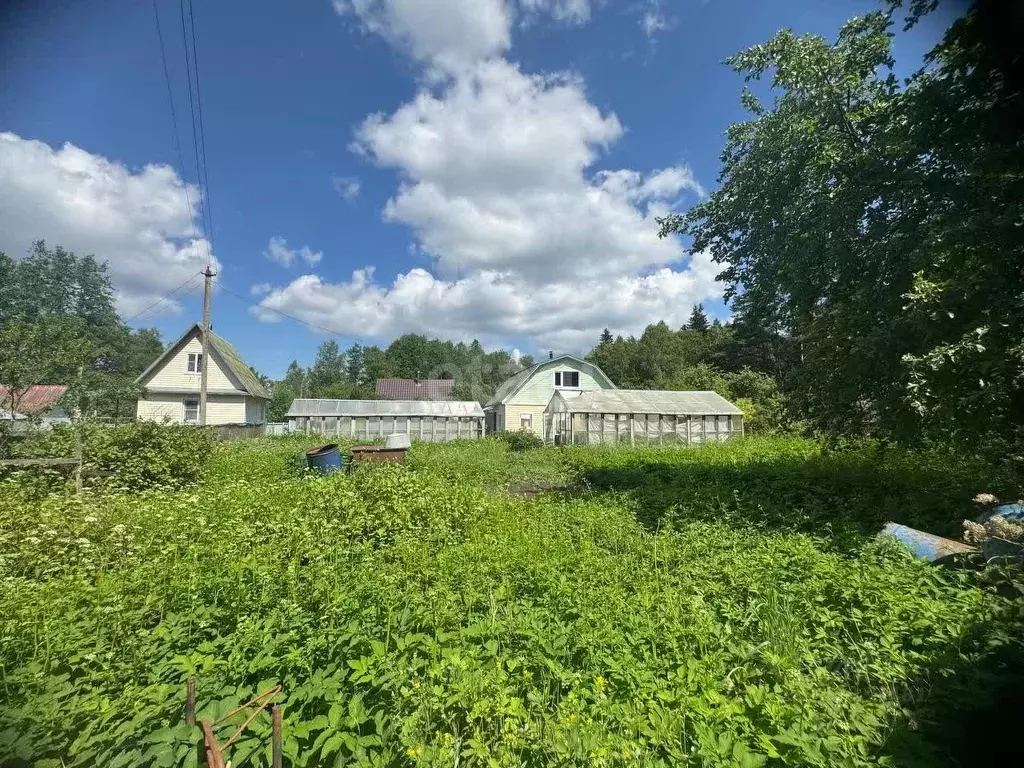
left=659, top=1, right=1023, bottom=452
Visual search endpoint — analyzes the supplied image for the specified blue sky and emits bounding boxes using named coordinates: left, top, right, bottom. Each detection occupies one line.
left=0, top=0, right=955, bottom=377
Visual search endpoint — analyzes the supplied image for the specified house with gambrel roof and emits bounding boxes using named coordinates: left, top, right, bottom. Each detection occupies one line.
left=484, top=354, right=615, bottom=439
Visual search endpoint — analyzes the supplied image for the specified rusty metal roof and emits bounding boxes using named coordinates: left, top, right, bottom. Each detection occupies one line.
left=375, top=379, right=455, bottom=401
left=0, top=385, right=68, bottom=415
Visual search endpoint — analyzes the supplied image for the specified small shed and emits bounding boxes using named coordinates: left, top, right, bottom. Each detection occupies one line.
left=285, top=399, right=485, bottom=442
left=0, top=385, right=71, bottom=430
left=545, top=389, right=744, bottom=445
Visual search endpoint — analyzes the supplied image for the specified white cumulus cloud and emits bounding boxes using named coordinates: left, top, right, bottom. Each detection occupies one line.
left=267, top=0, right=721, bottom=350
left=641, top=11, right=668, bottom=37
left=519, top=0, right=591, bottom=25
left=0, top=132, right=217, bottom=317
left=333, top=0, right=593, bottom=73
left=333, top=0, right=512, bottom=73
left=639, top=1, right=673, bottom=40
left=331, top=174, right=361, bottom=199
left=351, top=59, right=697, bottom=283
left=256, top=251, right=721, bottom=352
left=264, top=236, right=323, bottom=268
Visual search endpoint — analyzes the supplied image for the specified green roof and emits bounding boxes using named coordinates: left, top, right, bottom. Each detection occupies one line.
left=485, top=365, right=536, bottom=407
left=209, top=331, right=269, bottom=399
left=485, top=355, right=614, bottom=407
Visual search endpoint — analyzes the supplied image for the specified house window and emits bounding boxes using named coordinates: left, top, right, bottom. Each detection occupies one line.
left=187, top=353, right=204, bottom=373
left=520, top=412, right=533, bottom=430
left=183, top=398, right=199, bottom=424
left=554, top=371, right=579, bottom=388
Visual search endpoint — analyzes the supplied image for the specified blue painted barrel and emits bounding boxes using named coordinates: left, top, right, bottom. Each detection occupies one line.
left=880, top=523, right=977, bottom=562
left=992, top=502, right=1024, bottom=522
left=305, top=444, right=342, bottom=474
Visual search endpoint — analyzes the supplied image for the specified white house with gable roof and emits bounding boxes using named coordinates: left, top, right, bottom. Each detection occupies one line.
left=135, top=323, right=269, bottom=425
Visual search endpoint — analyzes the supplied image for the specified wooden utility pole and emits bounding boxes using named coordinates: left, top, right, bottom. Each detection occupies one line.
left=200, top=265, right=216, bottom=426
left=74, top=364, right=84, bottom=494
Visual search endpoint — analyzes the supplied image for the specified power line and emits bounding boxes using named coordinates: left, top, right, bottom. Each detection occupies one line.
left=125, top=271, right=204, bottom=324
left=184, top=0, right=216, bottom=260
left=179, top=0, right=213, bottom=265
left=152, top=0, right=204, bottom=251
left=215, top=278, right=367, bottom=344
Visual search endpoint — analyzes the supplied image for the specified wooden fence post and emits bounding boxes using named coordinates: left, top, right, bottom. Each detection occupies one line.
left=74, top=423, right=83, bottom=495
left=271, top=704, right=282, bottom=768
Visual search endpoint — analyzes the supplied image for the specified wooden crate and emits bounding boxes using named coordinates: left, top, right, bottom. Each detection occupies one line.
left=350, top=445, right=407, bottom=464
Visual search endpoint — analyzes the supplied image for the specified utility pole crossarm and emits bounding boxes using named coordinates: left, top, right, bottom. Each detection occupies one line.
left=199, top=265, right=215, bottom=426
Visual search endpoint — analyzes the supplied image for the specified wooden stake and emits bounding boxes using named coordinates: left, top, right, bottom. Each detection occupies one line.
left=271, top=704, right=282, bottom=768
left=74, top=421, right=83, bottom=495
left=185, top=679, right=196, bottom=725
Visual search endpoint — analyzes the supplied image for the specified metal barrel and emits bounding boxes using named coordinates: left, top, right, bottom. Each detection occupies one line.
left=304, top=443, right=343, bottom=473
left=880, top=523, right=977, bottom=562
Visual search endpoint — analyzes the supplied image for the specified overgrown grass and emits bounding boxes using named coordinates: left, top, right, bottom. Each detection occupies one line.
left=1, top=436, right=1021, bottom=767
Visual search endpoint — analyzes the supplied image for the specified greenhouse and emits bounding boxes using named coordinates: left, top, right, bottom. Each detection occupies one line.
left=545, top=389, right=744, bottom=445
left=285, top=399, right=485, bottom=442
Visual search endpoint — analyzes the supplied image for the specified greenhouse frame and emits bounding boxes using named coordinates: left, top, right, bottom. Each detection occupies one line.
left=285, top=399, right=485, bottom=442
left=545, top=389, right=744, bottom=445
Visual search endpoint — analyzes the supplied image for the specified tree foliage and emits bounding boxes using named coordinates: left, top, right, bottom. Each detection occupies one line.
left=0, top=242, right=165, bottom=420
left=585, top=322, right=788, bottom=433
left=659, top=1, right=1023, bottom=455
left=0, top=319, right=89, bottom=419
left=687, top=304, right=709, bottom=333
left=276, top=334, right=531, bottom=408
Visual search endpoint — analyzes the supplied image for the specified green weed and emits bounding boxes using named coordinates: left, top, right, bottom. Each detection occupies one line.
left=0, top=436, right=1020, bottom=766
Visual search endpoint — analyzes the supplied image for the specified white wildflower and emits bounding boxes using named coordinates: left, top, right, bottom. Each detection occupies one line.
left=963, top=516, right=1024, bottom=545
left=84, top=515, right=98, bottom=523
left=963, top=520, right=987, bottom=543
left=973, top=492, right=999, bottom=505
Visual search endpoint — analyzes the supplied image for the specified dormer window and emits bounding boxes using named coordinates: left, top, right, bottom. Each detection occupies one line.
left=554, top=371, right=579, bottom=388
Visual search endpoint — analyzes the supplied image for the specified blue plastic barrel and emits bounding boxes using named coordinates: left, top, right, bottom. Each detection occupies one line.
left=305, top=444, right=342, bottom=474
left=880, top=523, right=977, bottom=562
left=992, top=502, right=1024, bottom=522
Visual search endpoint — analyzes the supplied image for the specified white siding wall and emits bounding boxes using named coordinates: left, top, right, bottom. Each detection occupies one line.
left=507, top=361, right=610, bottom=406
left=497, top=362, right=610, bottom=437
left=136, top=393, right=247, bottom=425
left=505, top=404, right=548, bottom=437
left=143, top=335, right=242, bottom=391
